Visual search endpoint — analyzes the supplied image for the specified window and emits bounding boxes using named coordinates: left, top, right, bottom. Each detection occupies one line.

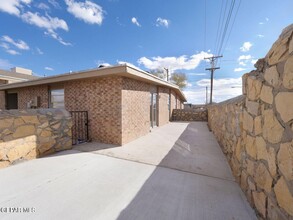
left=50, top=88, right=64, bottom=108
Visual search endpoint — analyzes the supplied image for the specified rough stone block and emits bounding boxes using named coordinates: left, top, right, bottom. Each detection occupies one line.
left=283, top=55, right=293, bottom=89
left=13, top=125, right=36, bottom=139
left=247, top=76, right=262, bottom=101
left=264, top=65, right=280, bottom=87
left=246, top=100, right=259, bottom=116
left=7, top=136, right=37, bottom=162
left=278, top=142, right=293, bottom=181
left=243, top=110, right=254, bottom=133
left=262, top=110, right=284, bottom=144
left=246, top=135, right=256, bottom=159
left=0, top=118, right=14, bottom=130
left=0, top=161, right=10, bottom=169
left=289, top=37, right=293, bottom=55
left=256, top=136, right=277, bottom=177
left=274, top=177, right=293, bottom=216
left=21, top=115, right=40, bottom=125
left=260, top=85, right=273, bottom=104
left=275, top=92, right=293, bottom=123
left=267, top=198, right=289, bottom=220
left=254, top=116, right=262, bottom=135
left=255, top=163, right=273, bottom=193
left=252, top=191, right=266, bottom=218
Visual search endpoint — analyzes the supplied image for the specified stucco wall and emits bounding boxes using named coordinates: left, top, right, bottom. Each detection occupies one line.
left=208, top=25, right=293, bottom=219
left=0, top=109, right=72, bottom=169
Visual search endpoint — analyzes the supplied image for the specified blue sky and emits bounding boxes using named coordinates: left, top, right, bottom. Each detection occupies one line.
left=0, top=0, right=292, bottom=103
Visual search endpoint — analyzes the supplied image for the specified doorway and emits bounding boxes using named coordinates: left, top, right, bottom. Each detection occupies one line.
left=150, top=93, right=157, bottom=128
left=6, top=93, right=18, bottom=109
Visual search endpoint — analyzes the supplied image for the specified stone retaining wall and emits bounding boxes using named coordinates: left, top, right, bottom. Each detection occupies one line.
left=0, top=109, right=72, bottom=169
left=208, top=24, right=293, bottom=219
left=172, top=108, right=207, bottom=121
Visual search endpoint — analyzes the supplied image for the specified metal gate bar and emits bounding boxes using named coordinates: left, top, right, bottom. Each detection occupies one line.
left=70, top=111, right=89, bottom=145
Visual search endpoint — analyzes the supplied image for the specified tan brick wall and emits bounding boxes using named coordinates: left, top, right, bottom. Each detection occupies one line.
left=65, top=76, right=122, bottom=145
left=170, top=90, right=176, bottom=116
left=0, top=80, right=7, bottom=109
left=17, top=85, right=49, bottom=109
left=121, top=77, right=151, bottom=144
left=158, top=87, right=170, bottom=126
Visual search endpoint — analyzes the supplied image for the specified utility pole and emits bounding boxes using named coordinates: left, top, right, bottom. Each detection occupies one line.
left=164, top=68, right=169, bottom=81
left=206, top=86, right=208, bottom=105
left=205, top=55, right=223, bottom=104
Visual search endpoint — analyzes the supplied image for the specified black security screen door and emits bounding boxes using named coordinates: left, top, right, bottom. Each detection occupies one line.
left=6, top=93, right=18, bottom=109
left=70, top=111, right=89, bottom=145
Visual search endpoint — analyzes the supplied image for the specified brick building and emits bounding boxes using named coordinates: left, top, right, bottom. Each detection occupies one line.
left=0, top=65, right=186, bottom=145
left=0, top=67, right=38, bottom=109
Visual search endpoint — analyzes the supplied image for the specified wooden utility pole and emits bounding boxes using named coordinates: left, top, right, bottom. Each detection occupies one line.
left=205, top=55, right=222, bottom=104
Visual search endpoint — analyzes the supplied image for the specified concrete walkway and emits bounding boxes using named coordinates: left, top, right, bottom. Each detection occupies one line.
left=0, top=122, right=256, bottom=220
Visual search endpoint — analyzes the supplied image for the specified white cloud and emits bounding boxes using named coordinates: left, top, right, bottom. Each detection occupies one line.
left=156, top=17, right=169, bottom=28
left=131, top=17, right=141, bottom=27
left=184, top=77, right=242, bottom=104
left=0, top=59, right=13, bottom=69
left=6, top=49, right=20, bottom=55
left=238, top=55, right=252, bottom=61
left=21, top=12, right=68, bottom=31
left=239, top=61, right=246, bottom=66
left=0, top=0, right=31, bottom=16
left=65, top=0, right=105, bottom=25
left=187, top=83, right=192, bottom=87
left=48, top=0, right=61, bottom=9
left=36, top=3, right=50, bottom=10
left=44, top=30, right=72, bottom=46
left=36, top=47, right=43, bottom=55
left=251, top=59, right=258, bottom=65
left=265, top=17, right=269, bottom=21
left=187, top=73, right=207, bottom=76
left=240, top=42, right=252, bottom=52
left=45, top=67, right=54, bottom=71
left=234, top=67, right=246, bottom=72
left=257, top=34, right=264, bottom=38
left=2, top=35, right=29, bottom=50
left=118, top=60, right=142, bottom=70
left=138, top=51, right=212, bottom=71
left=259, top=22, right=264, bottom=25
left=21, top=12, right=71, bottom=45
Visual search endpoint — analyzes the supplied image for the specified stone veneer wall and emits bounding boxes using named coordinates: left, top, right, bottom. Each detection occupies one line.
left=0, top=108, right=72, bottom=169
left=172, top=108, right=208, bottom=121
left=208, top=24, right=293, bottom=219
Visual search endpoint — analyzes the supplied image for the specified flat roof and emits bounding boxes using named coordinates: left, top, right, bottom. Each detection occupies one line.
left=0, top=69, right=39, bottom=81
left=0, top=65, right=186, bottom=102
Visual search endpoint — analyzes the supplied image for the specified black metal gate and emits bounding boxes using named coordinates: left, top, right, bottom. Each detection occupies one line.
left=70, top=111, right=89, bottom=145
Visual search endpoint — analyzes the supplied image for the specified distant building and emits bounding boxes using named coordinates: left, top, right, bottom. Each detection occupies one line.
left=0, top=67, right=39, bottom=109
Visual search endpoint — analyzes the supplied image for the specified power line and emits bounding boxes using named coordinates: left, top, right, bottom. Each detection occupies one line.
left=214, top=0, right=226, bottom=53
left=217, top=0, right=236, bottom=56
left=219, top=0, right=242, bottom=66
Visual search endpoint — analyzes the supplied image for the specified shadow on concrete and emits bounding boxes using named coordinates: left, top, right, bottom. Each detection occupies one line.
left=113, top=122, right=257, bottom=220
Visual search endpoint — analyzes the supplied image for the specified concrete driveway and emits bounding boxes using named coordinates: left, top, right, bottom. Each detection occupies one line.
left=0, top=122, right=256, bottom=220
